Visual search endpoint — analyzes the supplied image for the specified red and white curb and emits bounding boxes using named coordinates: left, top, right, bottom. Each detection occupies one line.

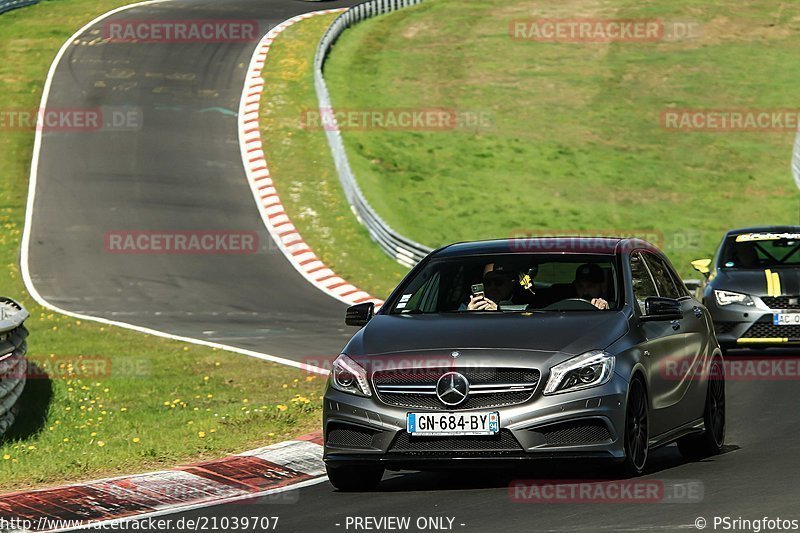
left=238, top=10, right=384, bottom=308
left=0, top=432, right=324, bottom=532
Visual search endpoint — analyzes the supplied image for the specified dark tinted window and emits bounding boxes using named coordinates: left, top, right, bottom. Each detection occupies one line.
left=643, top=253, right=681, bottom=299
left=719, top=233, right=800, bottom=269
left=388, top=254, right=621, bottom=314
left=630, top=252, right=657, bottom=314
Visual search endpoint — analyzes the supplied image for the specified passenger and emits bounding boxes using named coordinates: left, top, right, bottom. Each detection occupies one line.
left=467, top=263, right=516, bottom=311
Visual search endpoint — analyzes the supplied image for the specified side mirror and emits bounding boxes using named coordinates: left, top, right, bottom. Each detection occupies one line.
left=641, top=297, right=683, bottom=321
left=690, top=258, right=712, bottom=278
left=345, top=302, right=374, bottom=327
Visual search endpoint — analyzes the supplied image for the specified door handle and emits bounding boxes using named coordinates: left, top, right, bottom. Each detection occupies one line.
left=692, top=306, right=703, bottom=319
left=671, top=320, right=681, bottom=331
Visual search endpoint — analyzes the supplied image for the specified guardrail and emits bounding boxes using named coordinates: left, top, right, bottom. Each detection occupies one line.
left=0, top=298, right=29, bottom=439
left=0, top=0, right=38, bottom=15
left=314, top=0, right=433, bottom=268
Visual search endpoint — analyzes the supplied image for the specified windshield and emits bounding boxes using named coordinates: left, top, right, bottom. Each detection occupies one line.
left=719, top=233, right=800, bottom=269
left=388, top=254, right=621, bottom=314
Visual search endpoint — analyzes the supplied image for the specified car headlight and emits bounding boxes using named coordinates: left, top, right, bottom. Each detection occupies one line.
left=330, top=354, right=371, bottom=397
left=714, top=290, right=754, bottom=307
left=543, top=350, right=615, bottom=395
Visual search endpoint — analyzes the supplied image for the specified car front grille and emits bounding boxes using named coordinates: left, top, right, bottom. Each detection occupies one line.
left=373, top=367, right=540, bottom=410
left=532, top=419, right=612, bottom=446
left=326, top=423, right=379, bottom=449
left=742, top=321, right=800, bottom=339
left=761, top=296, right=800, bottom=310
left=388, top=429, right=523, bottom=456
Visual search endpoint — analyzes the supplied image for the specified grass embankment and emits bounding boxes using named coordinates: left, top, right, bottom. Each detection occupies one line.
left=0, top=1, right=326, bottom=490
left=323, top=0, right=800, bottom=277
left=259, top=14, right=408, bottom=299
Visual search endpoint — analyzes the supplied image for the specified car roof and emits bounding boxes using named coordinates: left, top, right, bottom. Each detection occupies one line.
left=433, top=237, right=658, bottom=258
left=725, top=225, right=800, bottom=237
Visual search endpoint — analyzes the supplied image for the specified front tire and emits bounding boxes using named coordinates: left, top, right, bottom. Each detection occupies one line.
left=621, top=376, right=649, bottom=476
left=678, top=357, right=725, bottom=459
left=326, top=464, right=384, bottom=491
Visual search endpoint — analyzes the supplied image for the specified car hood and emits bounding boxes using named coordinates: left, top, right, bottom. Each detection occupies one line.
left=343, top=311, right=628, bottom=362
left=713, top=268, right=800, bottom=297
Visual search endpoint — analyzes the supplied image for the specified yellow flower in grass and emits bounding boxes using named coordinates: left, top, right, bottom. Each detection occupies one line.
left=198, top=431, right=206, bottom=438
left=132, top=438, right=140, bottom=443
left=97, top=441, right=105, bottom=447
left=276, top=404, right=288, bottom=412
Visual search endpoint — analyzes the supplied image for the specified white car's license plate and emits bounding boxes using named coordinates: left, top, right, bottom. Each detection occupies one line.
left=406, top=412, right=499, bottom=436
left=774, top=313, right=800, bottom=325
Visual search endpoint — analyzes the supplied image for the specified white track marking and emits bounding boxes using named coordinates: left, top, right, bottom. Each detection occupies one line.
left=18, top=2, right=368, bottom=375
left=236, top=10, right=383, bottom=309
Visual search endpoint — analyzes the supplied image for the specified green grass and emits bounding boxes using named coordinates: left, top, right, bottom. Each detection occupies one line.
left=0, top=0, right=326, bottom=490
left=259, top=14, right=408, bottom=299
left=323, top=0, right=800, bottom=278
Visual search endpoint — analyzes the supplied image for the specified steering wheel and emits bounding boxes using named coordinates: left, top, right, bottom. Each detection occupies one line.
left=542, top=298, right=599, bottom=311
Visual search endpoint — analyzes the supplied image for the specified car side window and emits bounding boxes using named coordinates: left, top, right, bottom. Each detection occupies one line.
left=643, top=253, right=681, bottom=299
left=630, top=252, right=658, bottom=314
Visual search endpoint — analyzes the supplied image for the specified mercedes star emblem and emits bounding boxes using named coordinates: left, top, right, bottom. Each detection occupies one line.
left=436, top=372, right=469, bottom=406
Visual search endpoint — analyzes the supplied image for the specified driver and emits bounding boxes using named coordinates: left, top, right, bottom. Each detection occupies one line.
left=467, top=263, right=516, bottom=311
left=547, top=263, right=610, bottom=310
left=574, top=263, right=610, bottom=310
left=732, top=241, right=759, bottom=268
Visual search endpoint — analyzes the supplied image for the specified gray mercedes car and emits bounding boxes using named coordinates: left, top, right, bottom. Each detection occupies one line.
left=323, top=238, right=725, bottom=490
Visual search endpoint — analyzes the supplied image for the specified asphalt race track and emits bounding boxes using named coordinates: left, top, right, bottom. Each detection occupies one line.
left=27, top=0, right=360, bottom=361
left=26, top=0, right=800, bottom=532
left=155, top=363, right=800, bottom=532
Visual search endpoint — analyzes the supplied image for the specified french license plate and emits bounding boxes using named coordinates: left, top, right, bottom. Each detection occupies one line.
left=774, top=313, right=800, bottom=326
left=406, top=412, right=499, bottom=436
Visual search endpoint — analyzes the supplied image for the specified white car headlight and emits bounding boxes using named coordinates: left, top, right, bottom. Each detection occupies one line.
left=544, top=350, right=615, bottom=395
left=330, top=354, right=371, bottom=397
left=714, top=290, right=754, bottom=307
